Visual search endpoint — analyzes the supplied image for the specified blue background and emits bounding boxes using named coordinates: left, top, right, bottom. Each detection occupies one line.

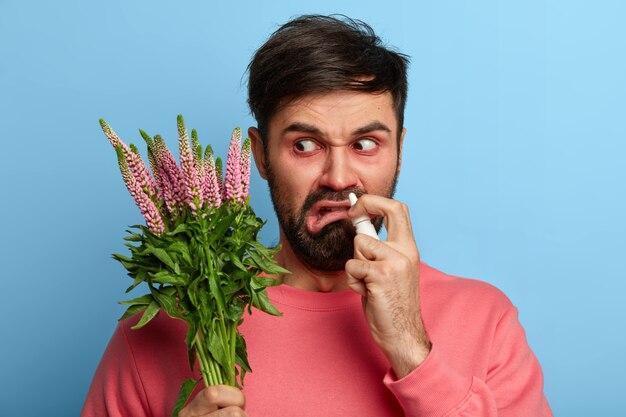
left=1, top=1, right=624, bottom=415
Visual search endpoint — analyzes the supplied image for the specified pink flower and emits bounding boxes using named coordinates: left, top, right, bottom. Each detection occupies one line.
left=215, top=157, right=224, bottom=198
left=153, top=135, right=186, bottom=218
left=100, top=120, right=156, bottom=199
left=191, top=128, right=204, bottom=178
left=115, top=145, right=165, bottom=235
left=202, top=145, right=222, bottom=208
left=224, top=128, right=242, bottom=202
left=239, top=137, right=251, bottom=204
left=178, top=115, right=203, bottom=211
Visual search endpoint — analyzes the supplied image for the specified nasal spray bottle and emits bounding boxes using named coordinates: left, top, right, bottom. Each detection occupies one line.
left=348, top=193, right=380, bottom=240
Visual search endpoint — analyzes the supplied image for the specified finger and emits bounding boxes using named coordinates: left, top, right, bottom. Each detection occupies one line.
left=349, top=194, right=415, bottom=246
left=345, top=258, right=369, bottom=297
left=180, top=385, right=245, bottom=417
left=353, top=233, right=386, bottom=262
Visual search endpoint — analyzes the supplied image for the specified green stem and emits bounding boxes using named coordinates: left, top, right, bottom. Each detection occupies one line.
left=208, top=353, right=224, bottom=384
left=194, top=334, right=213, bottom=387
left=229, top=322, right=237, bottom=386
left=216, top=315, right=234, bottom=385
left=196, top=222, right=223, bottom=386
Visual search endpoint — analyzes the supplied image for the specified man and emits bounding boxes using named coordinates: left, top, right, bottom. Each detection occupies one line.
left=82, top=15, right=552, bottom=416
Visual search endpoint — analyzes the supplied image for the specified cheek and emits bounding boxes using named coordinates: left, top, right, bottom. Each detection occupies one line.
left=268, top=156, right=315, bottom=206
left=271, top=150, right=318, bottom=188
left=357, top=159, right=399, bottom=193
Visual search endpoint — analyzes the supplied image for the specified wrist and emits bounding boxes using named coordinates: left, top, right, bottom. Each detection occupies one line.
left=385, top=337, right=432, bottom=379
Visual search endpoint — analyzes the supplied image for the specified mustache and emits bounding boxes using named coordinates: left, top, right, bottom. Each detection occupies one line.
left=300, top=187, right=366, bottom=215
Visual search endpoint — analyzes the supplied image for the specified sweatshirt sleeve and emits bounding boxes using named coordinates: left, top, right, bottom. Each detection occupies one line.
left=80, top=322, right=151, bottom=417
left=383, top=305, right=552, bottom=417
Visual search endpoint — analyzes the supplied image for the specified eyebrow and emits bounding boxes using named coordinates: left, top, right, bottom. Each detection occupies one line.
left=280, top=121, right=392, bottom=137
left=281, top=122, right=322, bottom=137
left=353, top=121, right=392, bottom=136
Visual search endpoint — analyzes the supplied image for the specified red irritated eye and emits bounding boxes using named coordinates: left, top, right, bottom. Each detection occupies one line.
left=294, top=139, right=320, bottom=154
left=352, top=138, right=378, bottom=153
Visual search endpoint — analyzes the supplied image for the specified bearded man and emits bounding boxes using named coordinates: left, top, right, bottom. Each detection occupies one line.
left=82, top=15, right=552, bottom=417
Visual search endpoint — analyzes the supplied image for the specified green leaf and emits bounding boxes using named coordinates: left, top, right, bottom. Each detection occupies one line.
left=145, top=247, right=176, bottom=270
left=208, top=273, right=226, bottom=314
left=123, top=231, right=144, bottom=242
left=166, top=240, right=193, bottom=266
left=131, top=300, right=160, bottom=329
left=235, top=333, right=251, bottom=386
left=252, top=276, right=283, bottom=288
left=151, top=270, right=187, bottom=286
left=220, top=270, right=246, bottom=299
left=118, top=303, right=148, bottom=321
left=222, top=301, right=244, bottom=322
left=167, top=223, right=188, bottom=236
left=113, top=253, right=138, bottom=270
left=170, top=378, right=200, bottom=417
left=251, top=289, right=282, bottom=317
left=185, top=319, right=198, bottom=371
left=150, top=286, right=182, bottom=319
left=197, top=286, right=213, bottom=318
left=125, top=275, right=144, bottom=293
left=245, top=248, right=289, bottom=275
left=228, top=252, right=248, bottom=272
left=263, top=263, right=291, bottom=275
left=125, top=269, right=153, bottom=293
left=119, top=294, right=154, bottom=305
left=209, top=211, right=238, bottom=243
left=207, top=325, right=229, bottom=371
left=187, top=276, right=202, bottom=309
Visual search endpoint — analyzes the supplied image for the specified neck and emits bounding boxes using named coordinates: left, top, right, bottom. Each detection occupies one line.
left=275, top=230, right=349, bottom=292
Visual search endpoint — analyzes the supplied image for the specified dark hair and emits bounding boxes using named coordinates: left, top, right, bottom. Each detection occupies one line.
left=247, top=14, right=410, bottom=143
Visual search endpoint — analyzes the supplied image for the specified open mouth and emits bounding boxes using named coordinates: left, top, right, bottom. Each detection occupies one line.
left=306, top=200, right=351, bottom=234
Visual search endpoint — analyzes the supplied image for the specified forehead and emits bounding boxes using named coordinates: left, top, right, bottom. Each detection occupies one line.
left=267, top=91, right=398, bottom=137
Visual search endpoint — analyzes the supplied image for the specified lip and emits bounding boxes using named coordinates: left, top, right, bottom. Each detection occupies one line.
left=305, top=199, right=352, bottom=234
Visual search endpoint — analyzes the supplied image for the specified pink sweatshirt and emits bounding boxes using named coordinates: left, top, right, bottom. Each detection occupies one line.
left=82, top=263, right=552, bottom=416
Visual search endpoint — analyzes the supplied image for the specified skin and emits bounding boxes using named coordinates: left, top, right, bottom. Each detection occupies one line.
left=179, top=90, right=430, bottom=416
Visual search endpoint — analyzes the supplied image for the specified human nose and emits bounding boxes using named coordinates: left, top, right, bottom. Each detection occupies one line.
left=318, top=148, right=358, bottom=191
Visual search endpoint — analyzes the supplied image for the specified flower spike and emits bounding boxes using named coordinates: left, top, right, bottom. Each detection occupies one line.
left=202, top=145, right=222, bottom=207
left=239, top=137, right=251, bottom=204
left=99, top=119, right=157, bottom=199
left=215, top=157, right=224, bottom=198
left=153, top=135, right=186, bottom=217
left=115, top=145, right=165, bottom=234
left=178, top=115, right=203, bottom=212
left=224, top=127, right=242, bottom=202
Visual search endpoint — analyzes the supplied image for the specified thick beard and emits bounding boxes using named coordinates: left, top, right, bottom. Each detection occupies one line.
left=266, top=164, right=399, bottom=272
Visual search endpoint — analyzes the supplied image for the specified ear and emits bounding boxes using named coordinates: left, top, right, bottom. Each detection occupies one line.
left=248, top=127, right=268, bottom=179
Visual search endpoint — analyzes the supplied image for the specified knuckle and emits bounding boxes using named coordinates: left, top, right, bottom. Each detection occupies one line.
left=363, top=235, right=381, bottom=251
left=354, top=233, right=368, bottom=245
left=203, top=385, right=220, bottom=404
left=391, top=200, right=406, bottom=213
left=349, top=259, right=367, bottom=278
left=390, top=200, right=411, bottom=224
left=363, top=240, right=378, bottom=254
left=344, top=259, right=357, bottom=273
left=399, top=254, right=412, bottom=270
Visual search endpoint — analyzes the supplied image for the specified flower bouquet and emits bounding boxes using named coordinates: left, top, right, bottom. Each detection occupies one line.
left=100, top=115, right=287, bottom=416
